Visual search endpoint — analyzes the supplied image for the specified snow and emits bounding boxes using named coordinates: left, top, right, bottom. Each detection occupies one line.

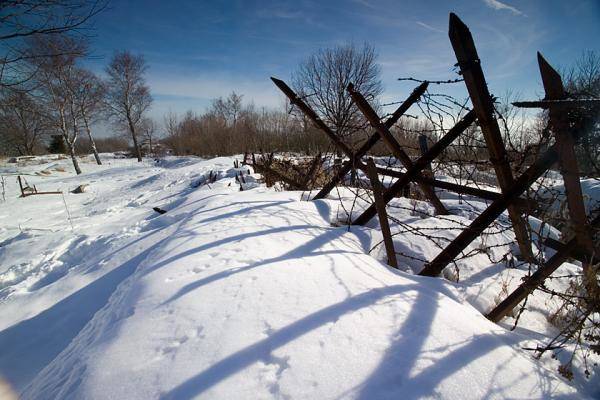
left=0, top=154, right=594, bottom=399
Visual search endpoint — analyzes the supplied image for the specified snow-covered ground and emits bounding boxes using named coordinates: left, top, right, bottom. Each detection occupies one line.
left=0, top=154, right=596, bottom=399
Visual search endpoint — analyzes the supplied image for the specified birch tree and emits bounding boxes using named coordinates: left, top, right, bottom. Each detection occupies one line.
left=29, top=35, right=86, bottom=174
left=105, top=51, right=152, bottom=162
left=72, top=68, right=105, bottom=164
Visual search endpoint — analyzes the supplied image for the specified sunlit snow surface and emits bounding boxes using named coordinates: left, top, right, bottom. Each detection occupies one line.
left=0, top=154, right=595, bottom=399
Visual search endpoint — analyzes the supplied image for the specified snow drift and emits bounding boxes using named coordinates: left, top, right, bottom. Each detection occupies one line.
left=0, top=154, right=592, bottom=399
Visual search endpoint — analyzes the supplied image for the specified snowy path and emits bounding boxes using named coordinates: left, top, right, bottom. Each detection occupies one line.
left=0, top=155, right=584, bottom=399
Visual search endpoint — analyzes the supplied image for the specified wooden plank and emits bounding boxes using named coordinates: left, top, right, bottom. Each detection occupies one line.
left=418, top=135, right=432, bottom=175
left=366, top=158, right=398, bottom=269
left=347, top=83, right=448, bottom=215
left=17, top=175, right=25, bottom=197
left=352, top=109, right=476, bottom=225
left=378, top=167, right=534, bottom=209
left=449, top=12, right=534, bottom=262
left=538, top=52, right=599, bottom=301
left=487, top=214, right=600, bottom=322
left=544, top=237, right=599, bottom=265
left=22, top=191, right=62, bottom=197
left=419, top=143, right=559, bottom=277
left=313, top=82, right=429, bottom=200
left=513, top=99, right=600, bottom=109
left=302, top=153, right=322, bottom=188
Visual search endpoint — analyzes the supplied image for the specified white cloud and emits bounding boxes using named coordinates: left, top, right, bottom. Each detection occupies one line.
left=483, top=0, right=523, bottom=15
left=351, top=0, right=378, bottom=10
left=415, top=21, right=444, bottom=34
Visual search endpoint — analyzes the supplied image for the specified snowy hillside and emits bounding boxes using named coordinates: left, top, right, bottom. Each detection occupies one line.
left=0, top=154, right=595, bottom=399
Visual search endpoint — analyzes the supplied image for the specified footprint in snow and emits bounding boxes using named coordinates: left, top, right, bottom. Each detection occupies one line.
left=161, top=336, right=189, bottom=355
left=191, top=265, right=209, bottom=274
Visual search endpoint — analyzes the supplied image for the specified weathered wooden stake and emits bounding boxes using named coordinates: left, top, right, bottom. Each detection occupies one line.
left=538, top=52, right=599, bottom=303
left=449, top=12, right=534, bottom=262
left=17, top=175, right=25, bottom=197
left=418, top=135, right=433, bottom=176
left=366, top=158, right=398, bottom=269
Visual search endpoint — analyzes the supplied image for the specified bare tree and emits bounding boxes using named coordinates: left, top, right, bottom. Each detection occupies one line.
left=292, top=42, right=383, bottom=142
left=212, top=92, right=244, bottom=128
left=563, top=51, right=600, bottom=174
left=0, top=1, right=107, bottom=90
left=0, top=90, right=48, bottom=155
left=140, top=117, right=159, bottom=155
left=29, top=34, right=87, bottom=174
left=164, top=110, right=179, bottom=137
left=72, top=68, right=105, bottom=164
left=105, top=51, right=152, bottom=162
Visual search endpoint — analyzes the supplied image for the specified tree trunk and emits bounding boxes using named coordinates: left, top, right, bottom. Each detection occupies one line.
left=69, top=143, right=82, bottom=175
left=60, top=108, right=81, bottom=175
left=126, top=111, right=142, bottom=162
left=83, top=114, right=102, bottom=165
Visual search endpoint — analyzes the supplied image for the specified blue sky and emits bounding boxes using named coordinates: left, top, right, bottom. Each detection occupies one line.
left=86, top=0, right=600, bottom=121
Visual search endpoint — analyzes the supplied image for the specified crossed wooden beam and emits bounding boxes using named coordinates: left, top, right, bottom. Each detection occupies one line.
left=270, top=77, right=453, bottom=215
left=422, top=15, right=598, bottom=320
left=270, top=12, right=598, bottom=321
left=270, top=14, right=532, bottom=257
left=486, top=53, right=599, bottom=321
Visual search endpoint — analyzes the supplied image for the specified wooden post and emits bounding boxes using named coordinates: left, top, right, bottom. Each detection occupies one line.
left=449, top=12, right=534, bottom=262
left=537, top=52, right=599, bottom=303
left=17, top=175, right=25, bottom=197
left=418, top=135, right=433, bottom=176
left=366, top=158, right=398, bottom=269
left=377, top=166, right=534, bottom=209
left=347, top=83, right=448, bottom=215
left=419, top=143, right=559, bottom=277
left=352, top=110, right=476, bottom=225
left=302, top=153, right=322, bottom=188
left=487, top=214, right=600, bottom=322
left=544, top=237, right=599, bottom=265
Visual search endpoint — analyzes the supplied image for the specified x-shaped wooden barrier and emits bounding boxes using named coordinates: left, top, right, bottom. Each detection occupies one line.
left=271, top=77, right=450, bottom=216
left=448, top=13, right=534, bottom=262
left=346, top=83, right=449, bottom=215
left=270, top=13, right=596, bottom=322
left=537, top=52, right=600, bottom=304
left=312, top=82, right=429, bottom=201
left=419, top=14, right=592, bottom=277
left=486, top=54, right=600, bottom=321
left=422, top=18, right=598, bottom=328
left=350, top=107, right=476, bottom=225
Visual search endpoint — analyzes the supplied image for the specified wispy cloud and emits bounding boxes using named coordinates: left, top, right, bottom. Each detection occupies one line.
left=483, top=0, right=523, bottom=16
left=415, top=21, right=444, bottom=34
left=256, top=9, right=305, bottom=20
left=351, top=0, right=378, bottom=10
